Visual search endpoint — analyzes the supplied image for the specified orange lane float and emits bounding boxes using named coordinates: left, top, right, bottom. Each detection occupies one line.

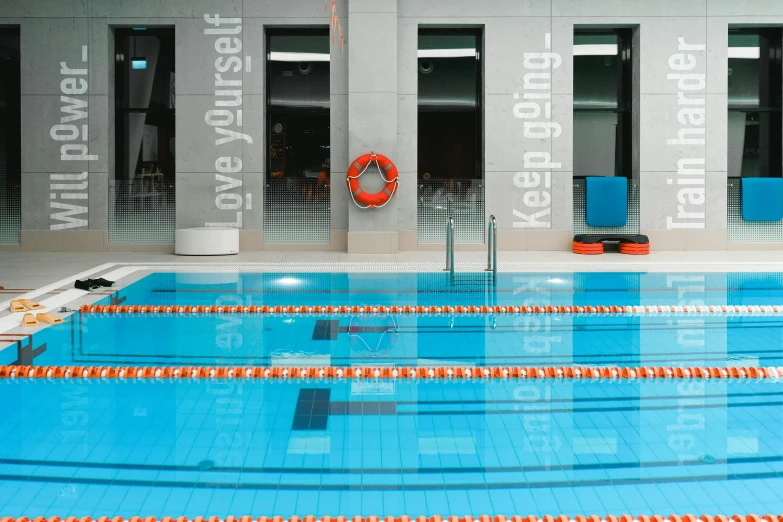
left=0, top=515, right=779, bottom=522
left=0, top=364, right=779, bottom=381
left=81, top=304, right=783, bottom=315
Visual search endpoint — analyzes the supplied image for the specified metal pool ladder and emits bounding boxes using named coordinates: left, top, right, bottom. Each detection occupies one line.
left=444, top=216, right=455, bottom=282
left=485, top=214, right=497, bottom=283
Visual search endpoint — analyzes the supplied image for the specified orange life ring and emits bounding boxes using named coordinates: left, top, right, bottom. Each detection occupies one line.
left=346, top=152, right=399, bottom=208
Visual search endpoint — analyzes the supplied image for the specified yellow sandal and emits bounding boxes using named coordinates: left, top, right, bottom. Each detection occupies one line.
left=37, top=313, right=64, bottom=324
left=9, top=300, right=27, bottom=313
left=22, top=313, right=39, bottom=326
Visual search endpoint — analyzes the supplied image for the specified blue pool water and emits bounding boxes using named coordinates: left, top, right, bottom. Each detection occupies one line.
left=4, top=271, right=783, bottom=369
left=98, top=271, right=783, bottom=308
left=14, top=314, right=783, bottom=368
left=0, top=379, right=782, bottom=517
left=2, top=271, right=783, bottom=516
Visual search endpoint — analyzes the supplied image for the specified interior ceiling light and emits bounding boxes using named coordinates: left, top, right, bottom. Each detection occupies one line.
left=270, top=51, right=329, bottom=62
left=418, top=48, right=475, bottom=58
left=573, top=44, right=618, bottom=56
left=131, top=36, right=147, bottom=70
left=728, top=47, right=760, bottom=59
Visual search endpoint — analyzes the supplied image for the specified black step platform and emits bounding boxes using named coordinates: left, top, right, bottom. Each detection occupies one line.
left=573, top=234, right=649, bottom=244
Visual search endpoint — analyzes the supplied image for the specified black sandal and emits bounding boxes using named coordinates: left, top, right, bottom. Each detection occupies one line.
left=74, top=279, right=100, bottom=291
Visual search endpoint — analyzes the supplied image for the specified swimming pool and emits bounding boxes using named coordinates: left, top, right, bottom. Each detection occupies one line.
left=5, top=271, right=783, bottom=369
left=92, top=271, right=783, bottom=308
left=1, top=270, right=783, bottom=517
left=12, top=313, right=783, bottom=369
left=1, top=379, right=781, bottom=517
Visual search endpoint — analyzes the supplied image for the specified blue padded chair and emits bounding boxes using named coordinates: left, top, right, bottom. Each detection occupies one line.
left=585, top=176, right=627, bottom=227
left=742, top=177, right=783, bottom=222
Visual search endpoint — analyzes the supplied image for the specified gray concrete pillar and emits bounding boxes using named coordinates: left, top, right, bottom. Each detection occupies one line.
left=174, top=11, right=265, bottom=252
left=346, top=0, right=399, bottom=254
left=637, top=9, right=728, bottom=250
left=19, top=17, right=108, bottom=251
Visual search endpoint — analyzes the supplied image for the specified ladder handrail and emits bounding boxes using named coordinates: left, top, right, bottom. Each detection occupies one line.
left=486, top=215, right=497, bottom=281
left=445, top=216, right=455, bottom=280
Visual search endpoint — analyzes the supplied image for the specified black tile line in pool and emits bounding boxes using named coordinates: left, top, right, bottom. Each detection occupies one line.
left=403, top=389, right=783, bottom=406
left=68, top=349, right=783, bottom=366
left=66, top=315, right=783, bottom=361
left=293, top=388, right=782, bottom=429
left=148, top=287, right=783, bottom=293
left=0, top=454, right=780, bottom=477
left=79, top=316, right=783, bottom=336
left=0, top=334, right=46, bottom=366
left=392, top=399, right=783, bottom=415
left=109, top=292, right=126, bottom=306
left=312, top=317, right=783, bottom=341
left=0, top=469, right=780, bottom=491
left=291, top=388, right=331, bottom=430
left=11, top=340, right=46, bottom=366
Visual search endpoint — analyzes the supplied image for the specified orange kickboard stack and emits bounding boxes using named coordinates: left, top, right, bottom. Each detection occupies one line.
left=572, top=241, right=604, bottom=255
left=572, top=234, right=650, bottom=255
left=618, top=242, right=651, bottom=255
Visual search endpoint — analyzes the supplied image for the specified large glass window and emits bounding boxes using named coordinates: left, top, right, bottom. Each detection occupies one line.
left=265, top=29, right=330, bottom=243
left=572, top=28, right=638, bottom=234
left=573, top=31, right=633, bottom=178
left=728, top=29, right=782, bottom=178
left=417, top=28, right=483, bottom=243
left=0, top=27, right=20, bottom=244
left=112, top=27, right=176, bottom=243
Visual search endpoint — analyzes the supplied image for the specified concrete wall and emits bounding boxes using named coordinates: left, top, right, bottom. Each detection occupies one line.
left=2, top=0, right=783, bottom=253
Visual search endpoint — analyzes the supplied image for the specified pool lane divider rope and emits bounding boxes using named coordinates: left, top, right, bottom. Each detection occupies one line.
left=1, top=364, right=781, bottom=380
left=0, top=514, right=781, bottom=522
left=80, top=304, right=783, bottom=315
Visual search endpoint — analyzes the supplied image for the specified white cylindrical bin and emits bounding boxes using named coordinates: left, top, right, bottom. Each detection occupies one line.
left=175, top=227, right=239, bottom=256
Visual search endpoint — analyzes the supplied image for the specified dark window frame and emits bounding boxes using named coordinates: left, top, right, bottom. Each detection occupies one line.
left=0, top=26, right=21, bottom=191
left=417, top=26, right=484, bottom=182
left=264, top=26, right=331, bottom=181
left=728, top=27, right=782, bottom=179
left=573, top=27, right=633, bottom=179
left=113, top=27, right=176, bottom=183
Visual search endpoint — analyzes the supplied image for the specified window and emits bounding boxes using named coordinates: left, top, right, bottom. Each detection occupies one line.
left=112, top=27, right=176, bottom=243
left=264, top=29, right=331, bottom=243
left=728, top=28, right=782, bottom=178
left=573, top=30, right=633, bottom=178
left=417, top=29, right=482, bottom=181
left=417, top=28, right=484, bottom=243
left=0, top=27, right=20, bottom=243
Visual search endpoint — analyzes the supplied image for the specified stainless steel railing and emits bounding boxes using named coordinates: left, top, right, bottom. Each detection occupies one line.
left=444, top=216, right=455, bottom=281
left=485, top=215, right=497, bottom=282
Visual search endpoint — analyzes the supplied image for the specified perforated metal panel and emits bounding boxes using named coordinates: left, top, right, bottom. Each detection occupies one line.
left=264, top=178, right=330, bottom=243
left=417, top=179, right=484, bottom=243
left=573, top=178, right=640, bottom=234
left=728, top=178, right=783, bottom=242
left=109, top=180, right=175, bottom=243
left=0, top=184, right=20, bottom=244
